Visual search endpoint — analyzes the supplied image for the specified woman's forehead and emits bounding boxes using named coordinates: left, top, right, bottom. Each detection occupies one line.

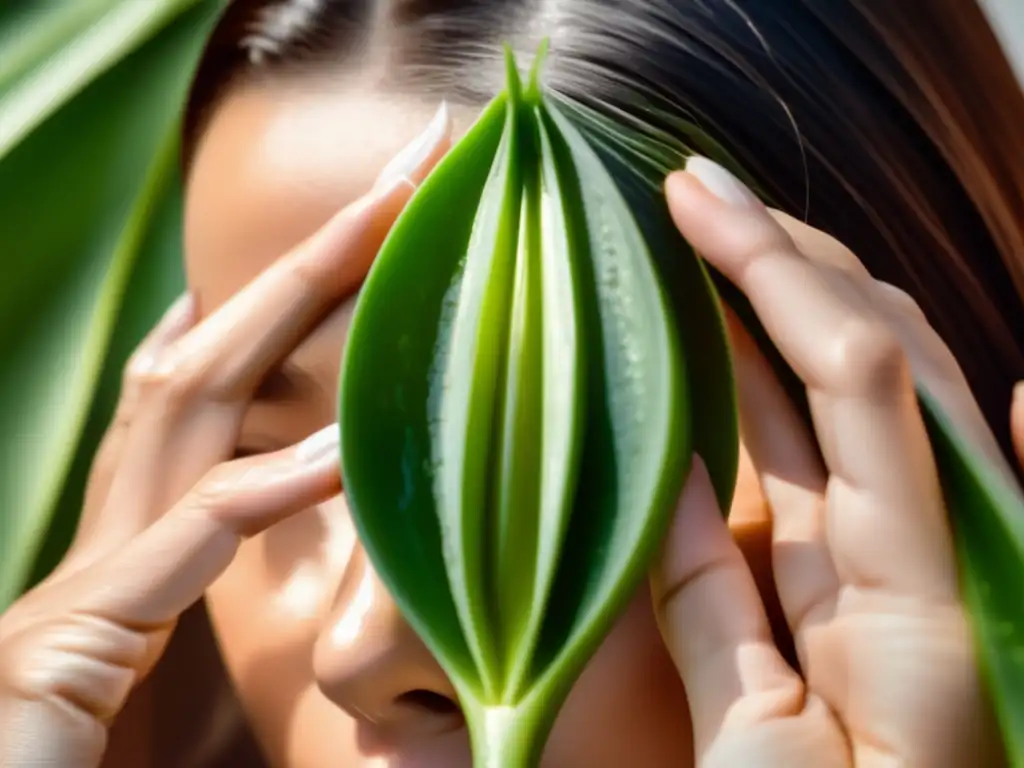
left=184, top=84, right=431, bottom=308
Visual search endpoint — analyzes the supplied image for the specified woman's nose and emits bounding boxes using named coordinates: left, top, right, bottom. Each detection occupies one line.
left=313, top=545, right=463, bottom=737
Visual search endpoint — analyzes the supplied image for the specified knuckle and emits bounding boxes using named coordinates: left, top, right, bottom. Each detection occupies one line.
left=737, top=220, right=797, bottom=267
left=876, top=280, right=926, bottom=319
left=129, top=354, right=206, bottom=409
left=0, top=615, right=139, bottom=727
left=288, top=257, right=335, bottom=301
left=183, top=462, right=252, bottom=522
left=825, top=316, right=908, bottom=392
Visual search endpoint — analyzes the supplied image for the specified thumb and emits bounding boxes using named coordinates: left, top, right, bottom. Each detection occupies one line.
left=650, top=457, right=805, bottom=760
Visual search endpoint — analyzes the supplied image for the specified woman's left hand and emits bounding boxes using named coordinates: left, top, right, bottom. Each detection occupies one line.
left=650, top=156, right=1008, bottom=767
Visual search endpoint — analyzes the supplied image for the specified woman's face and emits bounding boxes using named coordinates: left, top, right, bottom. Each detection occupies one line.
left=184, top=77, right=772, bottom=767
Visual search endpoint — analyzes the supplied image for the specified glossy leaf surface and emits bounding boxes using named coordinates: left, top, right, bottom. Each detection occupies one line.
left=339, top=50, right=735, bottom=765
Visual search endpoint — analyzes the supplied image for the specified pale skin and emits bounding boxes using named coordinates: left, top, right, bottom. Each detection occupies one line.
left=0, top=78, right=1020, bottom=766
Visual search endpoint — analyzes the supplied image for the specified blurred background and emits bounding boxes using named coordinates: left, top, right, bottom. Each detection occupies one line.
left=0, top=3, right=264, bottom=765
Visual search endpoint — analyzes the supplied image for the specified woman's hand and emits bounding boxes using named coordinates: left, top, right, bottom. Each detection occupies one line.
left=0, top=114, right=450, bottom=767
left=652, top=156, right=1007, bottom=767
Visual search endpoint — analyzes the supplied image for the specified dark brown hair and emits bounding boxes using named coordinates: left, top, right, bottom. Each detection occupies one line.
left=185, top=0, right=1024, bottom=471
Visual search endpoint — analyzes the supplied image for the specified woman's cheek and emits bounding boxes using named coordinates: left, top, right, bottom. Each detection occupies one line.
left=205, top=496, right=356, bottom=761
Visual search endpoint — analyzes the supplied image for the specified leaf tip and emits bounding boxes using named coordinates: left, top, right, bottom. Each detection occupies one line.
left=503, top=45, right=524, bottom=102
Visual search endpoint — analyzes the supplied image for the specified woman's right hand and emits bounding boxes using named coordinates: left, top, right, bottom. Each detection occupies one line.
left=0, top=119, right=448, bottom=765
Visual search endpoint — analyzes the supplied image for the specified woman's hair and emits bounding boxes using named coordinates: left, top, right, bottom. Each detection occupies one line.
left=185, top=0, right=1024, bottom=473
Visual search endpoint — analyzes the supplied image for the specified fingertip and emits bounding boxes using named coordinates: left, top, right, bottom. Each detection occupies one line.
left=665, top=158, right=783, bottom=284
left=166, top=291, right=196, bottom=322
left=663, top=168, right=711, bottom=223
left=684, top=156, right=763, bottom=208
left=151, top=291, right=197, bottom=340
left=295, top=424, right=341, bottom=467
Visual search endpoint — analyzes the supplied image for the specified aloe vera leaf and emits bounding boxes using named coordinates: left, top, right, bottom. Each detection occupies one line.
left=545, top=101, right=740, bottom=511
left=496, top=97, right=587, bottom=702
left=339, top=94, right=511, bottom=692
left=341, top=48, right=706, bottom=766
left=463, top=67, right=696, bottom=766
left=511, top=97, right=691, bottom=717
left=430, top=64, right=530, bottom=699
left=489, top=39, right=587, bottom=700
left=0, top=0, right=211, bottom=157
left=488, top=133, right=545, bottom=686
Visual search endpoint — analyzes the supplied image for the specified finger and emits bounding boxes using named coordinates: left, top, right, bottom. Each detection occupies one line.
left=84, top=176, right=400, bottom=560
left=165, top=103, right=451, bottom=403
left=768, top=210, right=870, bottom=279
left=778, top=214, right=989, bottom=456
left=86, top=108, right=451, bottom=554
left=667, top=159, right=895, bottom=396
left=667, top=158, right=958, bottom=602
left=70, top=294, right=197, bottom=555
left=776, top=216, right=1022, bottom=497
left=725, top=311, right=839, bottom=665
left=0, top=427, right=341, bottom=732
left=872, top=280, right=1022, bottom=490
left=651, top=458, right=807, bottom=760
left=69, top=426, right=341, bottom=633
left=762, top=212, right=1013, bottom=489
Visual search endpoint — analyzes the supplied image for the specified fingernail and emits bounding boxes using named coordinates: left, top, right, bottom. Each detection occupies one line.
left=168, top=291, right=194, bottom=315
left=296, top=425, right=340, bottom=465
left=373, top=101, right=451, bottom=192
left=161, top=292, right=195, bottom=326
left=684, top=156, right=762, bottom=209
left=1014, top=381, right=1024, bottom=406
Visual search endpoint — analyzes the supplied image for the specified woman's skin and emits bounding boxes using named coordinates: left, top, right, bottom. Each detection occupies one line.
left=1, top=77, right=1019, bottom=767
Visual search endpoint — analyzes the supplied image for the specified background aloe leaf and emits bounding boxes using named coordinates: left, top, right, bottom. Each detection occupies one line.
left=0, top=0, right=225, bottom=610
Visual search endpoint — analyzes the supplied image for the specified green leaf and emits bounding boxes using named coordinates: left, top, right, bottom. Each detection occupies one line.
left=0, top=0, right=209, bottom=156
left=339, top=92, right=510, bottom=689
left=0, top=0, right=225, bottom=608
left=339, top=46, right=736, bottom=765
left=921, top=391, right=1024, bottom=766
